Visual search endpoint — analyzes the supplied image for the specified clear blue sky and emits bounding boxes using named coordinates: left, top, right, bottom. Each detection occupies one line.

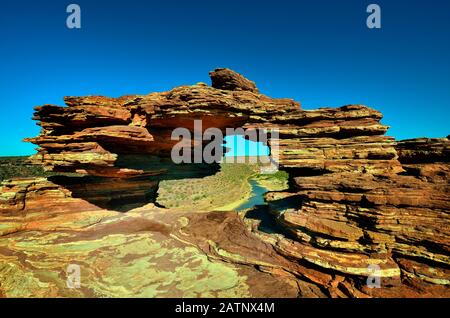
left=224, top=135, right=270, bottom=157
left=1, top=0, right=449, bottom=156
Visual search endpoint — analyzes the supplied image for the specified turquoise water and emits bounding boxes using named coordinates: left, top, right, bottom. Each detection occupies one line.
left=235, top=179, right=268, bottom=211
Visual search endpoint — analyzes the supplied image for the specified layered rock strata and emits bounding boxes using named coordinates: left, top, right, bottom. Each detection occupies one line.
left=1, top=69, right=448, bottom=297
left=265, top=137, right=449, bottom=296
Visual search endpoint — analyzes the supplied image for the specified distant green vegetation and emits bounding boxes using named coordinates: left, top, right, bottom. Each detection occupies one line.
left=254, top=170, right=289, bottom=191
left=157, top=162, right=289, bottom=211
left=157, top=163, right=257, bottom=211
left=0, top=156, right=54, bottom=182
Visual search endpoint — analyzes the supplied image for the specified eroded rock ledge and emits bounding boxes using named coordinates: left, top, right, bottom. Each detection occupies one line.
left=1, top=68, right=449, bottom=298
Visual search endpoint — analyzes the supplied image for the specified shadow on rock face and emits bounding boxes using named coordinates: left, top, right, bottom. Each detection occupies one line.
left=267, top=193, right=304, bottom=212
left=245, top=205, right=294, bottom=237
left=49, top=157, right=221, bottom=212
left=244, top=193, right=304, bottom=237
left=115, top=155, right=220, bottom=180
left=48, top=175, right=160, bottom=212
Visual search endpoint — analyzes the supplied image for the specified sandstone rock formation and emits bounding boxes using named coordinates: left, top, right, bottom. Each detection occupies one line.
left=210, top=68, right=259, bottom=93
left=0, top=69, right=448, bottom=298
left=24, top=72, right=299, bottom=177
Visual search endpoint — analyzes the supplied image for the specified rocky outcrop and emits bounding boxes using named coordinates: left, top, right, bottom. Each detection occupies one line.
left=1, top=68, right=449, bottom=298
left=264, top=136, right=449, bottom=296
left=0, top=176, right=160, bottom=215
left=396, top=137, right=450, bottom=164
left=25, top=70, right=299, bottom=177
left=209, top=68, right=259, bottom=93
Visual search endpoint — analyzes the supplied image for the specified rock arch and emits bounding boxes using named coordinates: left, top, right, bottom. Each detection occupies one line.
left=2, top=68, right=449, bottom=297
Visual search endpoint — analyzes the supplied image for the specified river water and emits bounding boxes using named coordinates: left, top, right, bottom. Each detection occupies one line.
left=235, top=179, right=268, bottom=211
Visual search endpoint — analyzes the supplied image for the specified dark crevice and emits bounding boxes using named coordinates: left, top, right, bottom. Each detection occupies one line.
left=392, top=254, right=450, bottom=270
left=245, top=205, right=293, bottom=237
